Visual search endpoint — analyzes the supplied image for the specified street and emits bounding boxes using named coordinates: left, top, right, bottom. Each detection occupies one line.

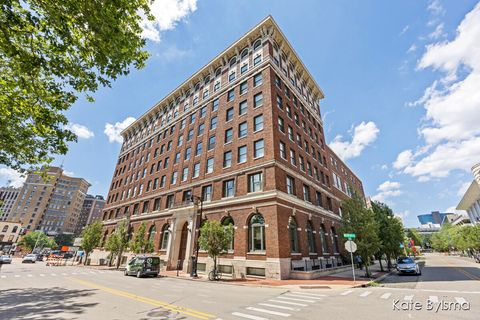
left=0, top=253, right=478, bottom=320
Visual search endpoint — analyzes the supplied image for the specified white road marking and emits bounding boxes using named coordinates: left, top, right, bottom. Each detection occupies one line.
left=72, top=272, right=77, bottom=275
left=39, top=274, right=45, bottom=277
left=51, top=273, right=57, bottom=276
left=258, top=303, right=299, bottom=311
left=62, top=273, right=67, bottom=276
left=99, top=271, right=105, bottom=274
left=359, top=291, right=372, bottom=297
left=341, top=290, right=353, bottom=296
left=89, top=271, right=96, bottom=274
left=290, top=291, right=326, bottom=297
left=404, top=295, right=414, bottom=301
left=27, top=274, right=33, bottom=278
left=0, top=275, right=6, bottom=278
left=381, top=293, right=392, bottom=299
left=455, top=297, right=468, bottom=304
left=268, top=299, right=307, bottom=307
left=231, top=312, right=268, bottom=320
left=276, top=296, right=315, bottom=303
left=245, top=307, right=291, bottom=317
left=81, top=272, right=88, bottom=275
left=284, top=294, right=323, bottom=300
left=14, top=275, right=20, bottom=278
left=428, top=296, right=438, bottom=303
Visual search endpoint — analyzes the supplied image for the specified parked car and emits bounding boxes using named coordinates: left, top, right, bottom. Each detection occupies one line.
left=22, top=254, right=37, bottom=263
left=124, top=256, right=160, bottom=278
left=396, top=256, right=421, bottom=275
left=36, top=254, right=44, bottom=261
left=0, top=255, right=12, bottom=264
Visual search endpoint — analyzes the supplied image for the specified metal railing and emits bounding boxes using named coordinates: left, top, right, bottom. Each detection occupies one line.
left=290, top=256, right=344, bottom=272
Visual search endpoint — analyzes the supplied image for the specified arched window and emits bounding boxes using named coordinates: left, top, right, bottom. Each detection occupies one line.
left=222, top=216, right=234, bottom=251
left=248, top=214, right=265, bottom=252
left=307, top=221, right=316, bottom=253
left=229, top=56, right=237, bottom=68
left=331, top=227, right=339, bottom=253
left=319, top=224, right=328, bottom=253
left=215, top=67, right=222, bottom=77
left=12, top=226, right=18, bottom=233
left=148, top=225, right=156, bottom=243
left=241, top=48, right=249, bottom=59
left=253, top=39, right=262, bottom=51
left=160, top=224, right=170, bottom=250
left=288, top=216, right=299, bottom=253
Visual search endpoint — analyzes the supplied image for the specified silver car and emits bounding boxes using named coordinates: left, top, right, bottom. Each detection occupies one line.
left=22, top=254, right=37, bottom=263
left=396, top=257, right=421, bottom=275
left=0, top=255, right=12, bottom=264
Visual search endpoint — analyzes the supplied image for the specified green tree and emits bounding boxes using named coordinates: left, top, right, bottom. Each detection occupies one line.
left=198, top=220, right=234, bottom=278
left=371, top=201, right=404, bottom=271
left=129, top=222, right=154, bottom=254
left=406, top=228, right=423, bottom=247
left=431, top=224, right=455, bottom=252
left=114, top=219, right=130, bottom=269
left=0, top=0, right=153, bottom=171
left=81, top=221, right=103, bottom=265
left=18, top=231, right=56, bottom=252
left=54, top=233, right=74, bottom=247
left=340, top=193, right=381, bottom=277
left=105, top=230, right=121, bottom=267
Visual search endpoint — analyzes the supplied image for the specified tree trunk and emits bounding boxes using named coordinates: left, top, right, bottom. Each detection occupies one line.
left=364, top=256, right=371, bottom=278
left=386, top=254, right=391, bottom=271
left=116, top=246, right=124, bottom=269
left=213, top=255, right=217, bottom=272
left=378, top=255, right=384, bottom=272
left=84, top=252, right=89, bottom=265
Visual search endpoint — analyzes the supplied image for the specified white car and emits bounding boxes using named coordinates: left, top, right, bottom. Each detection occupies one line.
left=0, top=255, right=12, bottom=264
left=22, top=254, right=37, bottom=263
left=396, top=257, right=421, bottom=275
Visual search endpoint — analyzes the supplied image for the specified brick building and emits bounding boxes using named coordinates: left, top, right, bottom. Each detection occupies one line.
left=100, top=16, right=365, bottom=279
left=75, top=195, right=106, bottom=235
left=0, top=186, right=21, bottom=221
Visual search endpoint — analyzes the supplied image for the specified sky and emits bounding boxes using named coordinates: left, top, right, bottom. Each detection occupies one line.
left=1, top=0, right=480, bottom=228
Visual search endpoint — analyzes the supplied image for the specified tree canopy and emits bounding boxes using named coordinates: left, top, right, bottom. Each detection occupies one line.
left=0, top=0, right=152, bottom=171
left=198, top=220, right=234, bottom=274
left=129, top=222, right=154, bottom=254
left=81, top=221, right=103, bottom=264
left=18, top=231, right=57, bottom=252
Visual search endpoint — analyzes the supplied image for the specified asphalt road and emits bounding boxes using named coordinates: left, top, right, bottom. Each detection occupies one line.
left=0, top=253, right=478, bottom=320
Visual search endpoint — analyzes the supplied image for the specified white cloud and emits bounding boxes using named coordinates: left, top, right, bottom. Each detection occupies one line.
left=104, top=117, right=136, bottom=144
left=63, top=170, right=75, bottom=177
left=393, top=150, right=413, bottom=170
left=396, top=3, right=480, bottom=180
left=395, top=210, right=410, bottom=220
left=428, top=23, right=445, bottom=39
left=66, top=123, right=94, bottom=139
left=407, top=44, right=417, bottom=53
left=329, top=121, right=379, bottom=160
left=427, top=0, right=445, bottom=16
left=371, top=180, right=403, bottom=203
left=400, top=25, right=410, bottom=36
left=381, top=164, right=388, bottom=170
left=141, top=0, right=197, bottom=42
left=0, top=167, right=25, bottom=188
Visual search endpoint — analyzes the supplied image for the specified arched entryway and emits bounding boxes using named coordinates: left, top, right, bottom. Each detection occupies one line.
left=177, top=222, right=189, bottom=268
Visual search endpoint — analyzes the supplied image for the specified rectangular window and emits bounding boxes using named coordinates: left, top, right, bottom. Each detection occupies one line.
left=171, top=171, right=177, bottom=185
left=166, top=194, right=174, bottom=208
left=288, top=126, right=294, bottom=141
left=238, top=122, right=248, bottom=138
left=316, top=191, right=323, bottom=207
left=187, top=129, right=194, bottom=141
left=167, top=140, right=172, bottom=151
left=286, top=105, right=292, bottom=118
left=160, top=175, right=166, bottom=187
left=290, top=149, right=297, bottom=166
left=202, top=185, right=212, bottom=201
left=206, top=157, right=214, bottom=173
left=225, top=128, right=233, bottom=143
left=238, top=145, right=247, bottom=163
left=248, top=173, right=263, bottom=193
left=185, top=147, right=191, bottom=160
left=239, top=100, right=247, bottom=115
left=253, top=54, right=261, bottom=66
left=240, top=81, right=248, bottom=95
left=303, top=184, right=311, bottom=202
left=254, top=92, right=263, bottom=108
left=153, top=198, right=161, bottom=211
left=279, top=141, right=286, bottom=159
left=142, top=201, right=149, bottom=213
left=223, top=179, right=235, bottom=197
left=182, top=167, right=189, bottom=181
left=229, top=71, right=236, bottom=82
left=174, top=152, right=180, bottom=164
left=196, top=142, right=202, bottom=156
left=254, top=139, right=264, bottom=158
left=180, top=119, right=186, bottom=130
left=212, top=98, right=219, bottom=112
left=240, top=63, right=248, bottom=74
left=200, top=106, right=207, bottom=118
left=223, top=150, right=232, bottom=168
left=253, top=73, right=262, bottom=87
left=193, top=162, right=200, bottom=178
left=226, top=107, right=234, bottom=121
left=190, top=113, right=196, bottom=124
left=277, top=95, right=283, bottom=109
left=210, top=116, right=218, bottom=130
left=227, top=89, right=235, bottom=101
left=286, top=176, right=295, bottom=195
left=278, top=116, right=285, bottom=133
left=198, top=123, right=205, bottom=135
left=208, top=135, right=216, bottom=150
left=182, top=190, right=192, bottom=202
left=299, top=156, right=305, bottom=171
left=253, top=114, right=263, bottom=132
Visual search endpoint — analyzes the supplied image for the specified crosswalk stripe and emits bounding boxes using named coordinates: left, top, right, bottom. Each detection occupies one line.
left=0, top=275, right=6, bottom=278
left=359, top=291, right=371, bottom=297
left=404, top=295, right=414, bottom=301
left=341, top=290, right=353, bottom=296
left=40, top=274, right=45, bottom=277
left=51, top=273, right=57, bottom=276
left=380, top=293, right=392, bottom=299
left=269, top=299, right=307, bottom=307
left=258, top=303, right=299, bottom=311
left=72, top=272, right=77, bottom=275
left=14, top=275, right=20, bottom=278
left=290, top=291, right=326, bottom=297
left=89, top=271, right=96, bottom=274
left=27, top=274, right=33, bottom=277
left=276, top=296, right=315, bottom=303
left=455, top=297, right=467, bottom=304
left=62, top=273, right=67, bottom=276
left=428, top=296, right=438, bottom=303
left=245, top=307, right=291, bottom=317
left=231, top=312, right=268, bottom=320
left=99, top=271, right=105, bottom=274
left=285, top=294, right=323, bottom=300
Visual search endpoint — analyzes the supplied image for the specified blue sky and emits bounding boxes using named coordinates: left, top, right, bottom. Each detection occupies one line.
left=2, top=0, right=480, bottom=228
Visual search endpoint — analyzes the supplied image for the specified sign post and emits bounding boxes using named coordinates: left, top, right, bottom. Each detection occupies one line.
left=344, top=234, right=357, bottom=284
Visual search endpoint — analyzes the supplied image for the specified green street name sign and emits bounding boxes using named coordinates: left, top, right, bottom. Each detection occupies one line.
left=343, top=233, right=356, bottom=239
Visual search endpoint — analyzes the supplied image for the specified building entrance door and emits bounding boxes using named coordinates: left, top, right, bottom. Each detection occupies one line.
left=177, top=222, right=188, bottom=267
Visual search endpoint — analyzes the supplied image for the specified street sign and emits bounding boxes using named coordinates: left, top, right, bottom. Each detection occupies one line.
left=343, top=233, right=356, bottom=239
left=345, top=240, right=357, bottom=253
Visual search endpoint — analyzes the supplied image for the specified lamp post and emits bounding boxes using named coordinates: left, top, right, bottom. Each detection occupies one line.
left=190, top=195, right=204, bottom=278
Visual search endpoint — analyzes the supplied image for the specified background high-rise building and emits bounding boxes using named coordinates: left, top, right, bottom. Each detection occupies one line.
left=75, top=195, right=106, bottom=235
left=457, top=162, right=480, bottom=224
left=98, top=16, right=365, bottom=279
left=8, top=167, right=90, bottom=235
left=0, top=187, right=21, bottom=221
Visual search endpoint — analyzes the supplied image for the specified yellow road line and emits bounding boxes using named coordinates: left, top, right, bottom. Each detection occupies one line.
left=443, top=259, right=480, bottom=281
left=68, top=277, right=216, bottom=319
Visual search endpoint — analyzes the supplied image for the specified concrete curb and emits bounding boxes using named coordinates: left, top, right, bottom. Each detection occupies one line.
left=354, top=270, right=395, bottom=288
